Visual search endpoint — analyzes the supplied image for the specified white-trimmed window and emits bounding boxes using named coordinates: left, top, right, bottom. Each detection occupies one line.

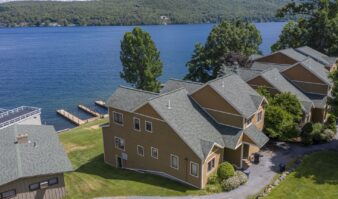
left=113, top=111, right=123, bottom=125
left=151, top=147, right=158, bottom=159
left=1, top=190, right=16, bottom=198
left=133, top=117, right=141, bottom=131
left=137, top=145, right=144, bottom=157
left=145, top=121, right=152, bottom=132
left=114, top=137, right=125, bottom=151
left=170, top=154, right=179, bottom=170
left=207, top=158, right=215, bottom=172
left=257, top=111, right=263, bottom=122
left=190, top=162, right=199, bottom=177
left=245, top=115, right=254, bottom=126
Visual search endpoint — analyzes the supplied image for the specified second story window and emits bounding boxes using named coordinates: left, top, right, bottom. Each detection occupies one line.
left=145, top=121, right=152, bottom=133
left=257, top=111, right=263, bottom=122
left=113, top=112, right=123, bottom=125
left=245, top=115, right=254, bottom=126
left=133, top=117, right=141, bottom=131
left=137, top=145, right=144, bottom=157
left=115, top=137, right=125, bottom=151
left=207, top=158, right=215, bottom=172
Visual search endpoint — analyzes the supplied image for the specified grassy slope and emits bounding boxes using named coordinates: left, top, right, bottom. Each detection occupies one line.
left=265, top=151, right=338, bottom=199
left=59, top=120, right=207, bottom=199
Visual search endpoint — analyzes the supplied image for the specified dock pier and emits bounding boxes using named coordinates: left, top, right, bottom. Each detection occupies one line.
left=78, top=104, right=102, bottom=118
left=56, top=109, right=86, bottom=125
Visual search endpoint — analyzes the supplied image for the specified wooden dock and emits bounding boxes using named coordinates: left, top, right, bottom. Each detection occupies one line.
left=78, top=104, right=102, bottom=118
left=56, top=109, right=86, bottom=125
left=95, top=100, right=107, bottom=108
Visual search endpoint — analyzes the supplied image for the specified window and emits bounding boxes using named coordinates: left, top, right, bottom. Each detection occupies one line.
left=1, top=190, right=16, bottom=199
left=207, top=158, right=215, bottom=172
left=115, top=137, right=125, bottom=151
left=137, top=145, right=144, bottom=157
left=113, top=112, right=123, bottom=125
left=145, top=121, right=152, bottom=133
left=133, top=118, right=141, bottom=131
left=40, top=181, right=48, bottom=189
left=29, top=183, right=40, bottom=191
left=151, top=147, right=158, bottom=159
left=170, top=154, right=179, bottom=170
left=257, top=111, right=263, bottom=122
left=190, top=162, right=199, bottom=177
left=48, top=178, right=59, bottom=186
left=245, top=115, right=254, bottom=126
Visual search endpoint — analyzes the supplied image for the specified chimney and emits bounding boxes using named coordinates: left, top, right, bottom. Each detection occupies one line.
left=16, top=133, right=28, bottom=144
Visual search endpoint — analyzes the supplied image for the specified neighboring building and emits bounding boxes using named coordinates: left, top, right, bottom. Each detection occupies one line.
left=102, top=74, right=269, bottom=189
left=0, top=125, right=72, bottom=199
left=295, top=46, right=337, bottom=71
left=238, top=67, right=314, bottom=124
left=0, top=106, right=41, bottom=130
left=253, top=47, right=334, bottom=122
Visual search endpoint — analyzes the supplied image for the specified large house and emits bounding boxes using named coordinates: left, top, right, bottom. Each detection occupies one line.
left=0, top=125, right=72, bottom=199
left=250, top=47, right=336, bottom=122
left=102, top=74, right=269, bottom=189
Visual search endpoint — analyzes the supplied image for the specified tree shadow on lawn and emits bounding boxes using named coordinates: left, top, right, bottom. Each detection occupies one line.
left=292, top=150, right=338, bottom=185
left=75, top=154, right=200, bottom=193
left=265, top=139, right=338, bottom=184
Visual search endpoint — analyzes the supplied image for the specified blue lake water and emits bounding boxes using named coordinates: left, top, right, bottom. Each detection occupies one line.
left=0, top=22, right=285, bottom=131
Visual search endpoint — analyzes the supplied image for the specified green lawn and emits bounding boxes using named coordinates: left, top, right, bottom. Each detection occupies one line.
left=59, top=120, right=208, bottom=199
left=265, top=151, right=338, bottom=199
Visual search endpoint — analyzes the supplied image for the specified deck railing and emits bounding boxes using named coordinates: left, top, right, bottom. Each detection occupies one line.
left=0, top=106, right=41, bottom=130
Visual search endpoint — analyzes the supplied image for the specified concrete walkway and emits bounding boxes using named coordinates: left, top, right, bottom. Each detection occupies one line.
left=97, top=134, right=338, bottom=199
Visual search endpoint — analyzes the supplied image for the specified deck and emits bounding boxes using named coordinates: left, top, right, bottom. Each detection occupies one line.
left=0, top=106, right=41, bottom=130
left=56, top=109, right=86, bottom=125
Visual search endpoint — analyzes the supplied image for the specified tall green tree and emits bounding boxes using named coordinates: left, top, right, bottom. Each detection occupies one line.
left=120, top=27, right=163, bottom=92
left=273, top=92, right=303, bottom=122
left=272, top=0, right=338, bottom=56
left=329, top=70, right=338, bottom=117
left=185, top=20, right=262, bottom=82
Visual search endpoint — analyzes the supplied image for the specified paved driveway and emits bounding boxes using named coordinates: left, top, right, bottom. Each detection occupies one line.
left=97, top=134, right=338, bottom=199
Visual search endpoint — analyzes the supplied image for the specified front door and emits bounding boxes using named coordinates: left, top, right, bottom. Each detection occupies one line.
left=243, top=144, right=250, bottom=159
left=117, top=156, right=123, bottom=168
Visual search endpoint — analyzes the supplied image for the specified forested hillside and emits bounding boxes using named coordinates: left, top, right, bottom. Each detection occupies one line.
left=0, top=0, right=291, bottom=27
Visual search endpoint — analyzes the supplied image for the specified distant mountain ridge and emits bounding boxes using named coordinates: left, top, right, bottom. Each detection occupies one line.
left=0, top=0, right=292, bottom=27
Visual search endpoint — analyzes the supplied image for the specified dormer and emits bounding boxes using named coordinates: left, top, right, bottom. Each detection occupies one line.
left=190, top=74, right=267, bottom=130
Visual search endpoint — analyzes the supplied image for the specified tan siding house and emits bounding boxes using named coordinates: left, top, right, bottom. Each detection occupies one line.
left=103, top=74, right=269, bottom=189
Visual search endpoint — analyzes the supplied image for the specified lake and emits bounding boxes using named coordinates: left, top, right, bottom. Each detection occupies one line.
left=0, top=22, right=285, bottom=130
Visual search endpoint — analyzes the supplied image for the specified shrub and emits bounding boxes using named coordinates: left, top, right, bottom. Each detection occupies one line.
left=206, top=184, right=222, bottom=193
left=236, top=171, right=248, bottom=185
left=217, top=162, right=235, bottom=180
left=320, top=129, right=336, bottom=142
left=301, top=123, right=314, bottom=145
left=302, top=122, right=313, bottom=133
left=208, top=173, right=219, bottom=185
left=312, top=123, right=324, bottom=143
left=221, top=176, right=241, bottom=191
left=325, top=114, right=337, bottom=133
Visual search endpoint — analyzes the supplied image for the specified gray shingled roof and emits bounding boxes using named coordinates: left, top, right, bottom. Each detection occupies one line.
left=243, top=125, right=269, bottom=148
left=106, top=86, right=158, bottom=111
left=207, top=74, right=264, bottom=119
left=296, top=46, right=337, bottom=67
left=0, top=125, right=72, bottom=187
left=306, top=93, right=327, bottom=109
left=278, top=48, right=308, bottom=62
left=260, top=68, right=314, bottom=113
left=161, top=79, right=203, bottom=94
left=237, top=68, right=262, bottom=81
left=296, top=58, right=332, bottom=86
left=250, top=62, right=293, bottom=72
left=148, top=89, right=225, bottom=160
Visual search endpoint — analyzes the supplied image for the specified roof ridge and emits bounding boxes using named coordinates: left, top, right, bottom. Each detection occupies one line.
left=148, top=87, right=187, bottom=101
left=206, top=73, right=235, bottom=84
left=168, top=78, right=204, bottom=85
left=118, top=85, right=159, bottom=95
